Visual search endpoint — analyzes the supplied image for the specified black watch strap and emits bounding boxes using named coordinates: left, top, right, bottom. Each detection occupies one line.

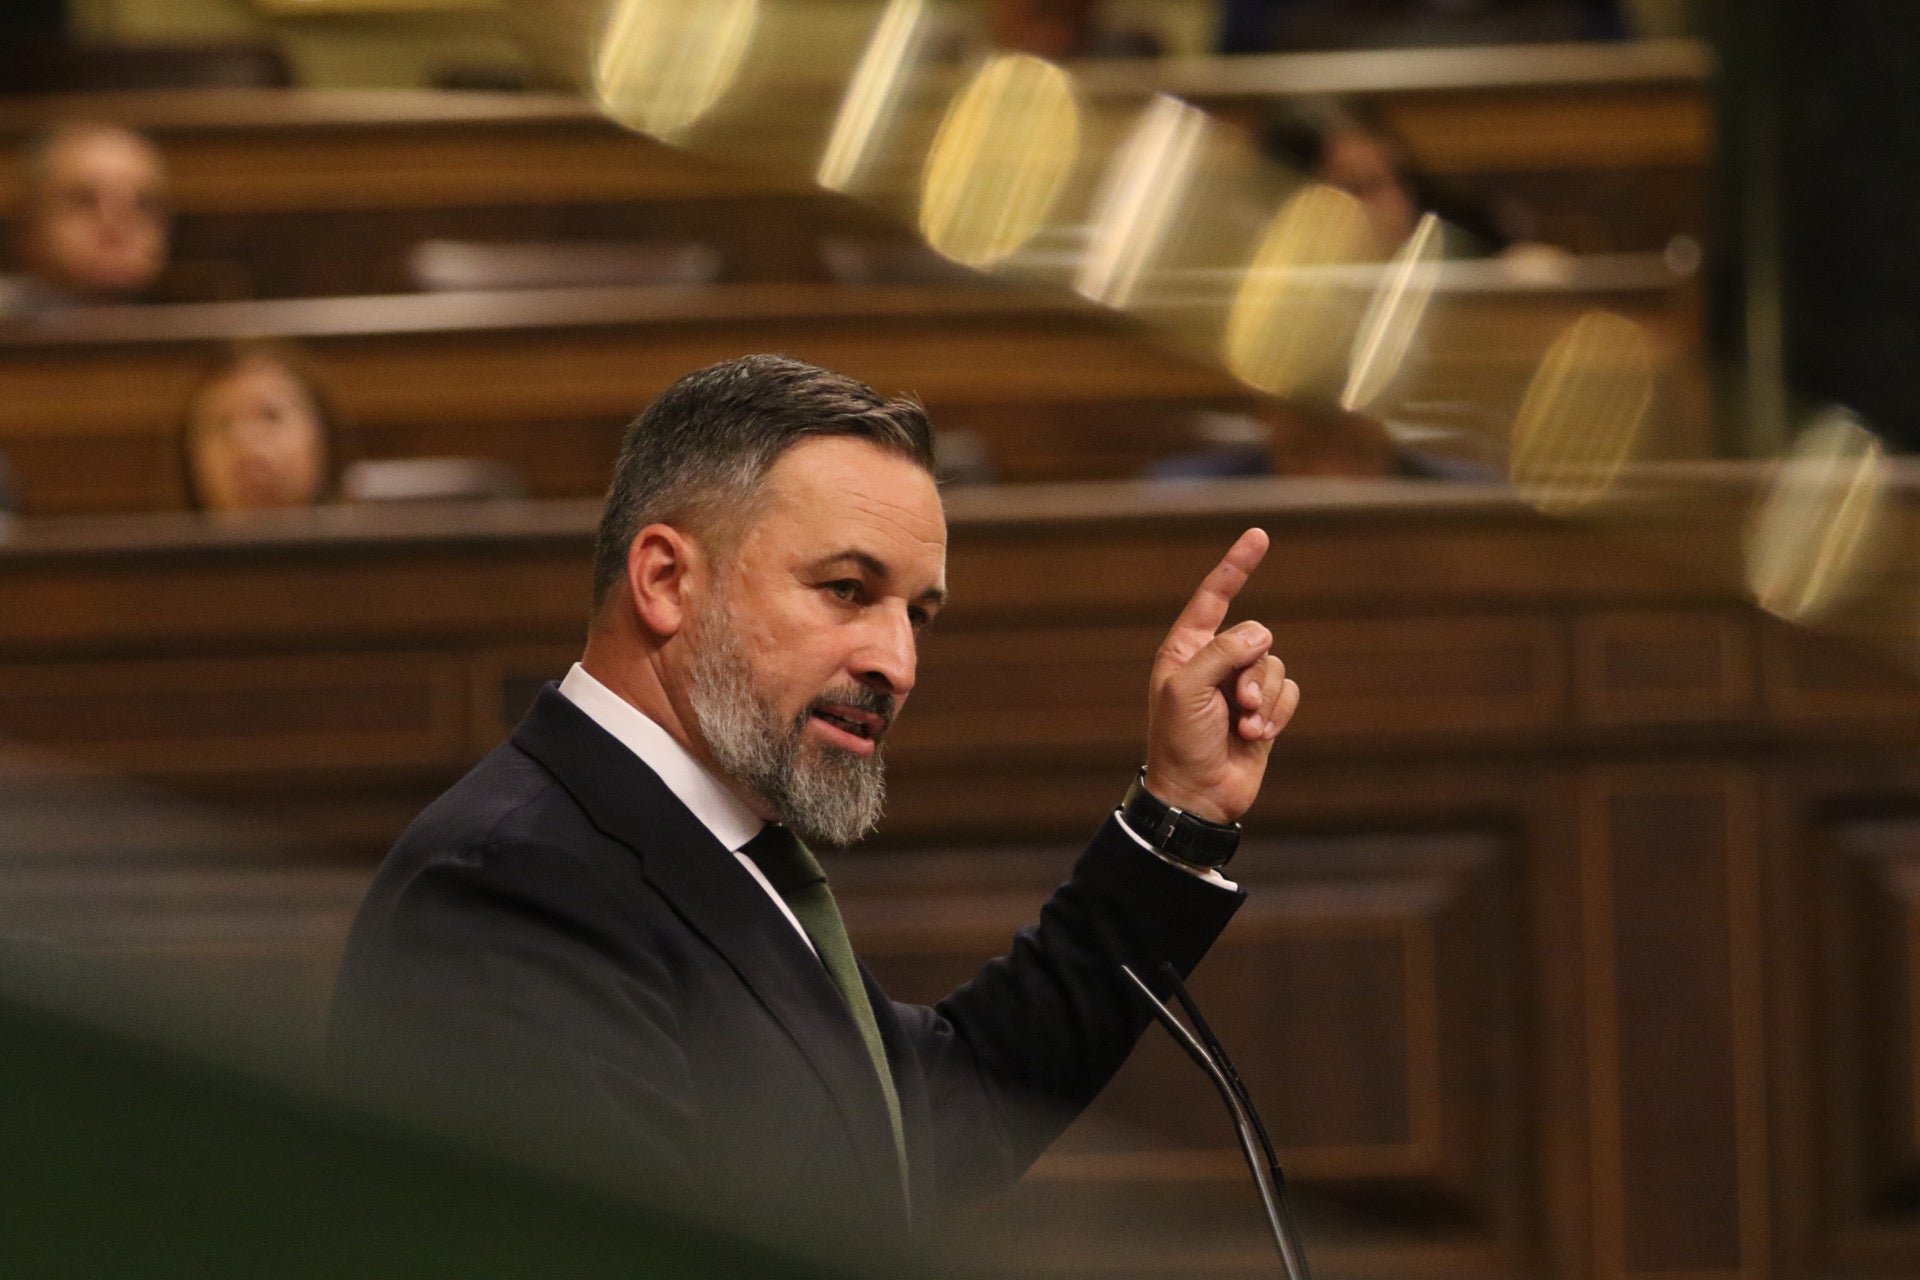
left=1119, top=768, right=1241, bottom=869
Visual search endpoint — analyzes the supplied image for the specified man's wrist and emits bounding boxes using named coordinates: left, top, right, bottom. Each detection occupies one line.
left=1118, top=768, right=1241, bottom=870
left=1138, top=760, right=1235, bottom=824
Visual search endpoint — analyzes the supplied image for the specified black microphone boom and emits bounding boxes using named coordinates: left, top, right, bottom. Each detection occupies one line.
left=1120, top=962, right=1313, bottom=1280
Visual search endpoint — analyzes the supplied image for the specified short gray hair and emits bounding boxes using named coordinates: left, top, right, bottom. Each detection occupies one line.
left=590, top=354, right=935, bottom=611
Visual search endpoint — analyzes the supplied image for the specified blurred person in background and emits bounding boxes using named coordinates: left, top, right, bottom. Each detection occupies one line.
left=991, top=0, right=1166, bottom=58
left=180, top=343, right=340, bottom=512
left=1220, top=0, right=1630, bottom=52
left=2, top=122, right=169, bottom=316
left=1260, top=98, right=1517, bottom=255
left=1145, top=402, right=1501, bottom=482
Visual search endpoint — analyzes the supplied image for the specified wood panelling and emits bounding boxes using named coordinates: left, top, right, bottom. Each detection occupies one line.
left=472, top=643, right=578, bottom=750
left=1083, top=40, right=1710, bottom=257
left=895, top=612, right=1571, bottom=761
left=0, top=269, right=1706, bottom=514
left=1273, top=615, right=1566, bottom=739
left=843, top=827, right=1525, bottom=1277
left=1574, top=609, right=1754, bottom=725
left=0, top=284, right=1270, bottom=513
left=1846, top=848, right=1920, bottom=1201
left=0, top=57, right=1710, bottom=303
left=0, top=66, right=1710, bottom=517
left=1798, top=810, right=1920, bottom=1273
left=1762, top=624, right=1920, bottom=724
left=0, top=57, right=1708, bottom=207
left=1091, top=40, right=1707, bottom=214
left=4, top=480, right=1919, bottom=1279
left=0, top=92, right=807, bottom=213
left=1380, top=86, right=1707, bottom=174
left=1580, top=768, right=1767, bottom=1280
left=0, top=51, right=1708, bottom=236
left=0, top=651, right=470, bottom=771
left=149, top=196, right=881, bottom=299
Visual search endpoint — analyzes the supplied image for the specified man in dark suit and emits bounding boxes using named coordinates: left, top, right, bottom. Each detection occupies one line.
left=330, top=354, right=1299, bottom=1263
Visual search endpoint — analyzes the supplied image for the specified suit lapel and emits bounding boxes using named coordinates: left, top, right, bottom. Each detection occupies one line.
left=512, top=685, right=908, bottom=1218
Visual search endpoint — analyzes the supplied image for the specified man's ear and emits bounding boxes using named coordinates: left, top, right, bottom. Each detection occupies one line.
left=625, top=523, right=704, bottom=638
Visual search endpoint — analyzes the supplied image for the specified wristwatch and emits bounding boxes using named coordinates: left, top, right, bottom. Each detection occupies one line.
left=1119, top=768, right=1241, bottom=869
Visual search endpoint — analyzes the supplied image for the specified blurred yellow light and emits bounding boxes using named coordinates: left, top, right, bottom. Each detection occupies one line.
left=919, top=53, right=1079, bottom=270
left=1745, top=409, right=1892, bottom=624
left=1341, top=211, right=1443, bottom=413
left=1222, top=183, right=1375, bottom=401
left=1074, top=94, right=1206, bottom=308
left=817, top=0, right=925, bottom=192
left=593, top=0, right=760, bottom=142
left=1507, top=310, right=1655, bottom=513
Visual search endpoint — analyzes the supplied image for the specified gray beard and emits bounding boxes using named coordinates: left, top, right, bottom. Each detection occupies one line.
left=684, top=604, right=889, bottom=848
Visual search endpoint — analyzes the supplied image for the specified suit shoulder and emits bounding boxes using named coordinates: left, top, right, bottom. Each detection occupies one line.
left=340, top=740, right=673, bottom=987
left=359, top=741, right=646, bottom=925
left=395, top=741, right=596, bottom=861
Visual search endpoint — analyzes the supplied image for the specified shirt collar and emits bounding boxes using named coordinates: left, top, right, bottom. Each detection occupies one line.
left=556, top=662, right=765, bottom=853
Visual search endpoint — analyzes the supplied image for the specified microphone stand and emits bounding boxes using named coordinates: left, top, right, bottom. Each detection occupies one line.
left=1121, top=961, right=1313, bottom=1280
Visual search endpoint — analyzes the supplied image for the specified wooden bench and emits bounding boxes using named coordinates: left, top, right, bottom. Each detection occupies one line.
left=0, top=91, right=806, bottom=213
left=0, top=281, right=1261, bottom=512
left=0, top=253, right=1705, bottom=514
left=1078, top=37, right=1713, bottom=254
left=0, top=90, right=885, bottom=296
left=0, top=43, right=1709, bottom=299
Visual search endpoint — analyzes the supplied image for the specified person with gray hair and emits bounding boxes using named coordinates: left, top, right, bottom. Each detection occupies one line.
left=331, top=354, right=1300, bottom=1263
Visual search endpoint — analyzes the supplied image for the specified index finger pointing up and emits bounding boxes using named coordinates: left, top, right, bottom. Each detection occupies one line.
left=1168, top=528, right=1270, bottom=644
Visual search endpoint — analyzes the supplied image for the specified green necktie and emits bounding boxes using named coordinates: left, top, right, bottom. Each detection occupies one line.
left=741, top=823, right=908, bottom=1191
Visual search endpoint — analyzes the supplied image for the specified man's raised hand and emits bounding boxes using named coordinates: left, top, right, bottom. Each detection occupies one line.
left=1143, top=528, right=1300, bottom=825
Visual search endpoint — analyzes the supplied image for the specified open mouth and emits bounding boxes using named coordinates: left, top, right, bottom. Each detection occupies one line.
left=806, top=700, right=891, bottom=756
left=812, top=705, right=884, bottom=739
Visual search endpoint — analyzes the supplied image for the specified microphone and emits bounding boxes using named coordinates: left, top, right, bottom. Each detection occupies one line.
left=1121, top=961, right=1313, bottom=1280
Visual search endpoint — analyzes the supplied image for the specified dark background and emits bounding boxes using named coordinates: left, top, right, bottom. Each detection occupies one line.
left=1775, top=2, right=1920, bottom=449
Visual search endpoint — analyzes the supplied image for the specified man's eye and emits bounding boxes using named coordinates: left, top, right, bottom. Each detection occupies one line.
left=908, top=607, right=933, bottom=631
left=824, top=580, right=861, bottom=602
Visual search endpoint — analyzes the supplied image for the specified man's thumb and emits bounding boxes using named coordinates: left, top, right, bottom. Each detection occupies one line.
left=1172, top=622, right=1271, bottom=696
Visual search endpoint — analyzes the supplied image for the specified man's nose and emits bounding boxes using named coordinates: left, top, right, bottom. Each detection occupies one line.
left=96, top=190, right=148, bottom=227
left=855, top=607, right=918, bottom=701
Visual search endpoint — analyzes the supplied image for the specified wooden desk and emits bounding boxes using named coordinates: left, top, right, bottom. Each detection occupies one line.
left=0, top=475, right=1915, bottom=1280
left=0, top=91, right=809, bottom=213
left=0, top=48, right=1709, bottom=301
left=1077, top=39, right=1712, bottom=173
left=1078, top=39, right=1713, bottom=254
left=0, top=90, right=886, bottom=297
left=0, top=255, right=1705, bottom=514
left=0, top=282, right=1261, bottom=512
left=0, top=59, right=1707, bottom=208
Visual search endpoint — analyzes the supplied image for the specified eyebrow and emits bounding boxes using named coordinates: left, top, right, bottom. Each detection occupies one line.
left=810, top=550, right=947, bottom=608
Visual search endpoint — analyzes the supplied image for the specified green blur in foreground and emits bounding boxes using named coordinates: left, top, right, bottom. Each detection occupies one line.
left=0, top=962, right=844, bottom=1280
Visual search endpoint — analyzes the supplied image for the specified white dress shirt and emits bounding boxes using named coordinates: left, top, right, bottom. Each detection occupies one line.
left=558, top=663, right=817, bottom=953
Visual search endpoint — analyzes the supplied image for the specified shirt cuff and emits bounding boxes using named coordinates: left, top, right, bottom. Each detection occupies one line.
left=1114, top=810, right=1239, bottom=892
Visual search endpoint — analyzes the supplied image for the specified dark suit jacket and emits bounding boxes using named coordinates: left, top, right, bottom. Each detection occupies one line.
left=330, top=686, right=1242, bottom=1258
